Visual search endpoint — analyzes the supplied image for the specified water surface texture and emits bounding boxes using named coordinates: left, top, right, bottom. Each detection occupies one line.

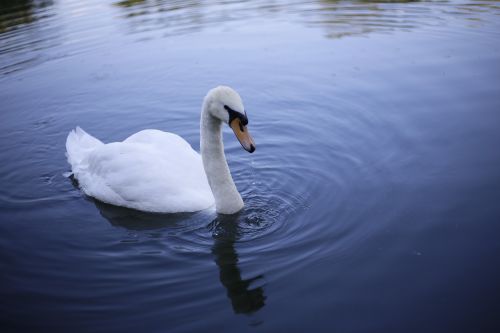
left=1, top=0, right=500, bottom=332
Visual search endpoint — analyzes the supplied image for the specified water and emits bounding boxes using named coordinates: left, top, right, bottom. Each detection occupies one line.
left=1, top=0, right=500, bottom=331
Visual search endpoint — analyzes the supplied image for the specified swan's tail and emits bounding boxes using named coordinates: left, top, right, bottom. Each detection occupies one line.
left=65, top=127, right=103, bottom=176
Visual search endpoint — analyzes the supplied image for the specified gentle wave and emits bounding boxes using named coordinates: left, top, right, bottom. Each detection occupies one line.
left=2, top=1, right=500, bottom=76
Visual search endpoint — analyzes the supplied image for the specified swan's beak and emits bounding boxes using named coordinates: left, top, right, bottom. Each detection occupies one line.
left=230, top=118, right=256, bottom=153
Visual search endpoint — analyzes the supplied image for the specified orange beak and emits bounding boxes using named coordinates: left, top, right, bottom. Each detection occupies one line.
left=229, top=118, right=256, bottom=153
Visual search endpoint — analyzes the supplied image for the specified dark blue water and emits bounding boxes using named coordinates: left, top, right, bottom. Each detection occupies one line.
left=1, top=0, right=500, bottom=332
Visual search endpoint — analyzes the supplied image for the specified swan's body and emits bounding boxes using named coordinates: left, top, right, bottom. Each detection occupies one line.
left=66, top=86, right=255, bottom=214
left=66, top=128, right=215, bottom=212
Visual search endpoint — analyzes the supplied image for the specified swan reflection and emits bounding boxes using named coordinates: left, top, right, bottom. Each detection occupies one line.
left=209, top=214, right=266, bottom=314
left=94, top=201, right=266, bottom=314
left=94, top=200, right=194, bottom=230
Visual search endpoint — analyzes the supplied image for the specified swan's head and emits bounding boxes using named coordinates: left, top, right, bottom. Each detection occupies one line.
left=205, top=86, right=256, bottom=153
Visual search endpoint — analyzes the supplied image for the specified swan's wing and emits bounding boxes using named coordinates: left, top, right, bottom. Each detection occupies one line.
left=123, top=129, right=192, bottom=153
left=66, top=127, right=103, bottom=175
left=76, top=132, right=214, bottom=213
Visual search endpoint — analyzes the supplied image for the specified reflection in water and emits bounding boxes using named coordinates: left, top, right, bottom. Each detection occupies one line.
left=115, top=0, right=146, bottom=8
left=114, top=0, right=206, bottom=36
left=0, top=0, right=35, bottom=33
left=315, top=0, right=500, bottom=38
left=111, top=0, right=430, bottom=39
left=94, top=201, right=266, bottom=314
left=209, top=215, right=266, bottom=314
left=0, top=0, right=56, bottom=75
left=315, top=0, right=426, bottom=38
left=112, top=0, right=500, bottom=40
left=2, top=0, right=499, bottom=74
left=0, top=0, right=53, bottom=33
left=95, top=200, right=194, bottom=230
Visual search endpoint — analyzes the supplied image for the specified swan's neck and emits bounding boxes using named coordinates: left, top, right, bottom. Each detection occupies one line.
left=201, top=106, right=244, bottom=214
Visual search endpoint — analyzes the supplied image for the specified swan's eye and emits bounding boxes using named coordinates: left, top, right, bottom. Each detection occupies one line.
left=240, top=114, right=248, bottom=126
left=224, top=105, right=249, bottom=127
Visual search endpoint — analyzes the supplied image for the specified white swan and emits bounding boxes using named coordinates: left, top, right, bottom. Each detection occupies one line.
left=66, top=86, right=255, bottom=215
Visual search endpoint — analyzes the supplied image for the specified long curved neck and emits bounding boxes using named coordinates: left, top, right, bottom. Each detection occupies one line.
left=200, top=103, right=244, bottom=214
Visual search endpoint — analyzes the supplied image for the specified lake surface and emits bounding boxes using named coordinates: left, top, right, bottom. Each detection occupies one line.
left=1, top=0, right=500, bottom=332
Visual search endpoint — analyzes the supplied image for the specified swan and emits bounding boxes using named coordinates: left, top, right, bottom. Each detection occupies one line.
left=65, top=86, right=255, bottom=215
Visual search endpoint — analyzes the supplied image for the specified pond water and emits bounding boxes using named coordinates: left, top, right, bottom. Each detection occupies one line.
left=1, top=0, right=500, bottom=332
